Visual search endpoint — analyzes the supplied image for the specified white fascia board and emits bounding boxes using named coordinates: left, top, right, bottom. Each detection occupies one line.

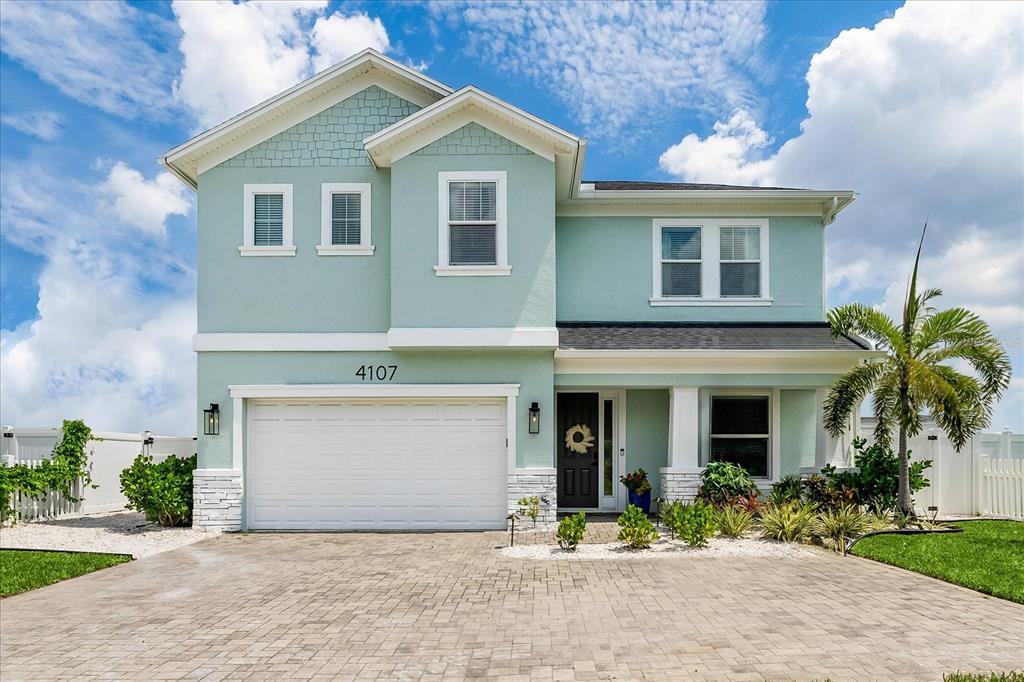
left=228, top=384, right=521, bottom=399
left=193, top=333, right=389, bottom=352
left=364, top=87, right=579, bottom=166
left=554, top=349, right=883, bottom=375
left=387, top=327, right=559, bottom=349
left=161, top=49, right=452, bottom=186
left=558, top=190, right=856, bottom=221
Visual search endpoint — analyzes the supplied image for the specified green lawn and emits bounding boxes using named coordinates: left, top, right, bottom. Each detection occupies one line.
left=1, top=549, right=132, bottom=597
left=851, top=520, right=1024, bottom=604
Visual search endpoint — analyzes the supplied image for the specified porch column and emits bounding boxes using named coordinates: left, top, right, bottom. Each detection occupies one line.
left=660, top=387, right=702, bottom=502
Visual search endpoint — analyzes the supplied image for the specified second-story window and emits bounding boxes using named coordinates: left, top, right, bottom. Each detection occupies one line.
left=241, top=183, right=294, bottom=256
left=719, top=225, right=761, bottom=297
left=253, top=194, right=284, bottom=246
left=436, top=171, right=509, bottom=276
left=660, top=226, right=702, bottom=297
left=319, top=183, right=373, bottom=255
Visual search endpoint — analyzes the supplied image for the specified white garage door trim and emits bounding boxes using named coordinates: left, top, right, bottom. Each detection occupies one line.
left=228, top=384, right=519, bottom=530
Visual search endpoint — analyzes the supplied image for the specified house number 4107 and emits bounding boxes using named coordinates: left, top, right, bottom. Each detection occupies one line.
left=355, top=365, right=397, bottom=381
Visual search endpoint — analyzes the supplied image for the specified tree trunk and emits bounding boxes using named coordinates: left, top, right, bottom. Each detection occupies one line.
left=897, top=425, right=914, bottom=516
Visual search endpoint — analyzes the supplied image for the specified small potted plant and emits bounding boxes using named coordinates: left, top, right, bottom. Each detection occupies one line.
left=620, top=467, right=652, bottom=514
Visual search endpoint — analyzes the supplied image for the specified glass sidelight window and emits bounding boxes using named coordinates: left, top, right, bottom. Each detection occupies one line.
left=710, top=395, right=770, bottom=478
left=603, top=399, right=614, bottom=496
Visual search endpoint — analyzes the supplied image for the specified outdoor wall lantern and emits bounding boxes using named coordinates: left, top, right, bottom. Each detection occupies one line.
left=528, top=402, right=541, bottom=435
left=203, top=403, right=220, bottom=436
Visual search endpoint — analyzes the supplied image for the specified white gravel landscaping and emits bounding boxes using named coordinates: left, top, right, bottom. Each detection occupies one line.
left=0, top=511, right=216, bottom=558
left=501, top=536, right=817, bottom=560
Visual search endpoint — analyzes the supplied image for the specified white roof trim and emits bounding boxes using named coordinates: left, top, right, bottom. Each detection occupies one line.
left=161, top=49, right=452, bottom=188
left=364, top=86, right=580, bottom=166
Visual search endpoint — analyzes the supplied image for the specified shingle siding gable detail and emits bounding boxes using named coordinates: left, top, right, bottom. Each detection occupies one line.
left=218, top=86, right=420, bottom=168
left=412, top=122, right=532, bottom=156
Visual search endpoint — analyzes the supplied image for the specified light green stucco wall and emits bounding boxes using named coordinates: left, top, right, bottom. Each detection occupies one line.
left=555, top=216, right=825, bottom=322
left=625, top=389, right=670, bottom=499
left=390, top=146, right=556, bottom=329
left=197, top=350, right=554, bottom=470
left=780, top=389, right=818, bottom=474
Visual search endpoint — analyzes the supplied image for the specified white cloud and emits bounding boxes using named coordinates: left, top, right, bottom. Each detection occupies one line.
left=0, top=1, right=179, bottom=119
left=0, top=111, right=63, bottom=141
left=100, top=162, right=191, bottom=235
left=172, top=1, right=393, bottom=129
left=659, top=1, right=1024, bottom=429
left=311, top=12, right=389, bottom=73
left=431, top=1, right=766, bottom=140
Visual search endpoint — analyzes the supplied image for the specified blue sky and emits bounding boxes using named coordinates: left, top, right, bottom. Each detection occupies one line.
left=1, top=1, right=1021, bottom=433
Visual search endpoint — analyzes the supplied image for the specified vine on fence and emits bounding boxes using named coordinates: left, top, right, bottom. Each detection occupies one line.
left=0, top=419, right=93, bottom=524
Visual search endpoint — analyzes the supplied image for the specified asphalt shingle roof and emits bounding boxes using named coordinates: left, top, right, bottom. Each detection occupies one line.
left=556, top=323, right=870, bottom=351
left=585, top=181, right=806, bottom=191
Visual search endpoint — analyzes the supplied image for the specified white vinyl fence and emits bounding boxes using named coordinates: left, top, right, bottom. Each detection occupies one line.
left=2, top=427, right=196, bottom=523
left=860, top=418, right=1024, bottom=518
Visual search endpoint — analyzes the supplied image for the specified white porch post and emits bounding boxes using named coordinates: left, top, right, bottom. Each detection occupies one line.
left=660, top=387, right=702, bottom=502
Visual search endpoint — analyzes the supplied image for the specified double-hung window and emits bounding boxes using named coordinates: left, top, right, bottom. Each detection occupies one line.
left=436, top=171, right=509, bottom=275
left=241, top=184, right=294, bottom=255
left=710, top=396, right=770, bottom=478
left=659, top=225, right=702, bottom=297
left=319, top=183, right=373, bottom=255
left=719, top=225, right=761, bottom=297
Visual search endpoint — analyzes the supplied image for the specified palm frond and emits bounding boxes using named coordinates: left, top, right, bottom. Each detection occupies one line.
left=902, top=222, right=929, bottom=342
left=827, top=303, right=904, bottom=353
left=824, top=361, right=885, bottom=436
left=871, top=374, right=900, bottom=447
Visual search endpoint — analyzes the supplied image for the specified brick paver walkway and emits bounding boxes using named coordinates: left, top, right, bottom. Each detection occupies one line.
left=1, top=530, right=1021, bottom=680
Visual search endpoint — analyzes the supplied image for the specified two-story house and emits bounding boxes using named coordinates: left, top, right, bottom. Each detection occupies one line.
left=162, top=50, right=875, bottom=532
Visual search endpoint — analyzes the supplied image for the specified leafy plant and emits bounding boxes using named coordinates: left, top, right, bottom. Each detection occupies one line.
left=0, top=420, right=93, bottom=524
left=814, top=505, right=871, bottom=555
left=714, top=505, right=754, bottom=538
left=619, top=467, right=652, bottom=495
left=616, top=504, right=659, bottom=549
left=697, top=461, right=760, bottom=507
left=943, top=673, right=1024, bottom=682
left=556, top=512, right=586, bottom=551
left=516, top=495, right=541, bottom=527
left=659, top=498, right=682, bottom=539
left=759, top=502, right=817, bottom=542
left=824, top=223, right=1011, bottom=515
left=730, top=490, right=764, bottom=517
left=768, top=474, right=804, bottom=506
left=119, top=454, right=197, bottom=527
left=801, top=474, right=856, bottom=512
left=844, top=438, right=931, bottom=513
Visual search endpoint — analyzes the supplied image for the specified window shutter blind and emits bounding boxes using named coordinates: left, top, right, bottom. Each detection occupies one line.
left=449, top=225, right=497, bottom=265
left=711, top=397, right=769, bottom=434
left=720, top=226, right=760, bottom=260
left=448, top=181, right=496, bottom=222
left=661, top=227, right=701, bottom=260
left=662, top=263, right=701, bottom=296
left=710, top=439, right=769, bottom=477
left=253, top=194, right=284, bottom=246
left=331, top=193, right=361, bottom=245
left=721, top=263, right=760, bottom=297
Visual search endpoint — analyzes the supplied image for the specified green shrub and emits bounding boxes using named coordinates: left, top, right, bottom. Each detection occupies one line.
left=697, top=461, right=760, bottom=507
left=714, top=505, right=754, bottom=538
left=943, top=672, right=1024, bottom=682
left=801, top=474, right=856, bottom=512
left=759, top=501, right=817, bottom=542
left=1, top=420, right=93, bottom=524
left=669, top=501, right=715, bottom=547
left=658, top=498, right=683, bottom=539
left=556, top=512, right=586, bottom=551
left=119, top=454, right=197, bottom=527
left=617, top=504, right=659, bottom=549
left=768, top=474, right=804, bottom=506
left=814, top=505, right=871, bottom=554
left=516, top=495, right=541, bottom=527
left=845, top=438, right=932, bottom=513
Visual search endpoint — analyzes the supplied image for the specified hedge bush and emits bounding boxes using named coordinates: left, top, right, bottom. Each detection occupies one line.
left=119, top=453, right=197, bottom=527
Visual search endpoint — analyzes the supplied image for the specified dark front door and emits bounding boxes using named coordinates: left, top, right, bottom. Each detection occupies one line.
left=557, top=392, right=599, bottom=508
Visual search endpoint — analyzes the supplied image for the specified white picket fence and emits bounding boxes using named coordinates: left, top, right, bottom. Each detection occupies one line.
left=977, top=456, right=1024, bottom=519
left=6, top=460, right=84, bottom=522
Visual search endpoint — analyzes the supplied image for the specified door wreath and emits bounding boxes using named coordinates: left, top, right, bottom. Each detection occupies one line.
left=564, top=424, right=595, bottom=454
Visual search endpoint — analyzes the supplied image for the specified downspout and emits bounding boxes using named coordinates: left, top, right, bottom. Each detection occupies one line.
left=823, top=196, right=840, bottom=225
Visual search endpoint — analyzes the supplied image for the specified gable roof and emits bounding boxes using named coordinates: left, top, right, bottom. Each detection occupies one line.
left=556, top=322, right=872, bottom=352
left=161, top=49, right=452, bottom=188
left=586, top=181, right=806, bottom=191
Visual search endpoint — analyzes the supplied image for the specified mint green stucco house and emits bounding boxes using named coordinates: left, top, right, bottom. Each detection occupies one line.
left=162, top=50, right=874, bottom=531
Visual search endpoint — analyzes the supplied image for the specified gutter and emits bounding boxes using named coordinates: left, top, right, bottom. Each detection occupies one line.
left=824, top=195, right=840, bottom=225
left=159, top=155, right=197, bottom=191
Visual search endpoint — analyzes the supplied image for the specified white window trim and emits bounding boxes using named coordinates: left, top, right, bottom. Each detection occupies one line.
left=700, top=388, right=781, bottom=483
left=241, top=183, right=294, bottom=256
left=318, top=182, right=374, bottom=256
left=650, top=218, right=770, bottom=304
left=436, top=170, right=510, bottom=276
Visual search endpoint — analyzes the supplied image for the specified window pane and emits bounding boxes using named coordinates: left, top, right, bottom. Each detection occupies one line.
left=449, top=181, right=496, bottom=222
left=662, top=227, right=700, bottom=260
left=253, top=193, right=283, bottom=246
left=331, top=193, right=361, bottom=245
left=710, top=438, right=768, bottom=477
left=721, top=263, right=760, bottom=297
left=711, top=396, right=769, bottom=435
left=662, top=262, right=701, bottom=296
left=720, top=226, right=760, bottom=260
left=449, top=224, right=496, bottom=265
left=603, top=399, right=613, bottom=496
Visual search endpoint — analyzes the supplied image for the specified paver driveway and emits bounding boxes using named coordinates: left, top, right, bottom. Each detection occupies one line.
left=2, top=528, right=1022, bottom=681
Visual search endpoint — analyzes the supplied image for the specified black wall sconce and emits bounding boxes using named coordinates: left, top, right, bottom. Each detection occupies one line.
left=528, top=402, right=541, bottom=434
left=203, top=403, right=220, bottom=436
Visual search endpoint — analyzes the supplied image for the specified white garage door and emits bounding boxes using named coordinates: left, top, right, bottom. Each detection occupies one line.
left=246, top=398, right=508, bottom=530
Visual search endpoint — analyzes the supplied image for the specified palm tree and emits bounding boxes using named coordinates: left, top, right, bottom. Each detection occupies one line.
left=824, top=225, right=1011, bottom=515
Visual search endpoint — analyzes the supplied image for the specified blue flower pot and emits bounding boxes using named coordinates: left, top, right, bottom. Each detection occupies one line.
left=628, top=490, right=651, bottom=514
